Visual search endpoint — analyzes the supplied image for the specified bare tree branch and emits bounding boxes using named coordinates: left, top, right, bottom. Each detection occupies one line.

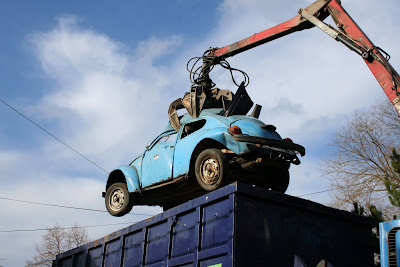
left=25, top=223, right=90, bottom=267
left=322, top=100, right=400, bottom=219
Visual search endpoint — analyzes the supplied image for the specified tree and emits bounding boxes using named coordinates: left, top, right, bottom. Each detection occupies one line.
left=384, top=149, right=400, bottom=208
left=349, top=151, right=400, bottom=266
left=350, top=202, right=384, bottom=266
left=322, top=100, right=400, bottom=218
left=26, top=223, right=89, bottom=267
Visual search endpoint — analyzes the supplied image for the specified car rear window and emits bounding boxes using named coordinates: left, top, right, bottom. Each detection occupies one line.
left=181, top=119, right=206, bottom=138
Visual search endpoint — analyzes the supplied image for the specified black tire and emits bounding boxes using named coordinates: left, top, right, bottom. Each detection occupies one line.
left=162, top=203, right=178, bottom=211
left=105, top=182, right=134, bottom=217
left=268, top=168, right=290, bottom=193
left=195, top=148, right=229, bottom=191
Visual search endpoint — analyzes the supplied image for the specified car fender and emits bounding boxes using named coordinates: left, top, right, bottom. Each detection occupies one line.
left=194, top=127, right=242, bottom=154
left=173, top=127, right=241, bottom=177
left=197, top=127, right=228, bottom=144
left=107, top=165, right=141, bottom=193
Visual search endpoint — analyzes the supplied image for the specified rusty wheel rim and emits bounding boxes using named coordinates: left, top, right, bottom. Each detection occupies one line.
left=109, top=188, right=125, bottom=212
left=200, top=156, right=220, bottom=185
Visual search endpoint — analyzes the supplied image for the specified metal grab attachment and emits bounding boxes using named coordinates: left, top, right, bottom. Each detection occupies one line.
left=168, top=88, right=234, bottom=131
left=168, top=98, right=185, bottom=131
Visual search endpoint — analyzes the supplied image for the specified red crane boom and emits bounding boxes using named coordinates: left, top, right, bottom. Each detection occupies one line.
left=205, top=0, right=400, bottom=115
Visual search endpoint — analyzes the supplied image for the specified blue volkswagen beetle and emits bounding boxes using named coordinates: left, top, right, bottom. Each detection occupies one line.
left=103, top=86, right=305, bottom=216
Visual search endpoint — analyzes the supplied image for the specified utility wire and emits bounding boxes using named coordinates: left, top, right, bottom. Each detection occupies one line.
left=0, top=98, right=362, bottom=197
left=297, top=188, right=335, bottom=197
left=0, top=196, right=155, bottom=217
left=0, top=97, right=377, bottom=205
left=0, top=97, right=108, bottom=174
left=0, top=222, right=137, bottom=233
left=296, top=181, right=369, bottom=198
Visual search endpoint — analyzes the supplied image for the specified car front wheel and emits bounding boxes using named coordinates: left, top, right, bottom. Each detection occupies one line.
left=105, top=182, right=133, bottom=217
left=195, top=148, right=229, bottom=191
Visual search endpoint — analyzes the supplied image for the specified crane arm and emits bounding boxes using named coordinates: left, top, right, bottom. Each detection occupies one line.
left=204, top=0, right=400, bottom=115
left=209, top=0, right=330, bottom=59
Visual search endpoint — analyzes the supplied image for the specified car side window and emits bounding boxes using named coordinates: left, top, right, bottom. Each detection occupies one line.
left=160, top=132, right=178, bottom=143
left=181, top=119, right=206, bottom=139
left=150, top=132, right=178, bottom=149
left=158, top=135, right=169, bottom=143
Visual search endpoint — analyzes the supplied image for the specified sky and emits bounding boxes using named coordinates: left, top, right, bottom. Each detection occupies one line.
left=0, top=0, right=399, bottom=266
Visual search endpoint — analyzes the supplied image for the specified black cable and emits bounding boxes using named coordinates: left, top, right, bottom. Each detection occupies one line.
left=296, top=181, right=370, bottom=198
left=0, top=222, right=137, bottom=233
left=0, top=196, right=155, bottom=216
left=297, top=188, right=334, bottom=197
left=219, top=60, right=250, bottom=87
left=0, top=95, right=379, bottom=207
left=186, top=50, right=249, bottom=89
left=0, top=97, right=108, bottom=174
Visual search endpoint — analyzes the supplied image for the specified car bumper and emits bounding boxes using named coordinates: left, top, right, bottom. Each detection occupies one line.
left=231, top=134, right=305, bottom=157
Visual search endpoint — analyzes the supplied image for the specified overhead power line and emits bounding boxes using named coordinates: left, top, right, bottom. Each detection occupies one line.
left=0, top=97, right=108, bottom=174
left=0, top=196, right=155, bottom=217
left=0, top=99, right=368, bottom=202
left=0, top=97, right=376, bottom=205
left=297, top=188, right=334, bottom=197
left=296, top=181, right=368, bottom=198
left=0, top=222, right=137, bottom=233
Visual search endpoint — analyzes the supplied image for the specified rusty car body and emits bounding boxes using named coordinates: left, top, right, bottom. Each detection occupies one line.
left=103, top=85, right=305, bottom=216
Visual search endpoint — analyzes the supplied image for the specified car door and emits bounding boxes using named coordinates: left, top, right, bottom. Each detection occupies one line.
left=140, top=131, right=178, bottom=187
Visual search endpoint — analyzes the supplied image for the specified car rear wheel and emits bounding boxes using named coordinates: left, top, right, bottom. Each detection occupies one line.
left=267, top=168, right=290, bottom=193
left=105, top=182, right=133, bottom=217
left=195, top=148, right=229, bottom=191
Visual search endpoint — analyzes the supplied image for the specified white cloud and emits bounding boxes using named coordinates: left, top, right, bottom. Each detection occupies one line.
left=1, top=0, right=399, bottom=265
left=28, top=16, right=185, bottom=170
left=31, top=16, right=129, bottom=82
left=1, top=15, right=176, bottom=266
left=135, top=36, right=183, bottom=66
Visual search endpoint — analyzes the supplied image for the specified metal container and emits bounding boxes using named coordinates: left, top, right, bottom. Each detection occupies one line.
left=54, top=182, right=375, bottom=267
